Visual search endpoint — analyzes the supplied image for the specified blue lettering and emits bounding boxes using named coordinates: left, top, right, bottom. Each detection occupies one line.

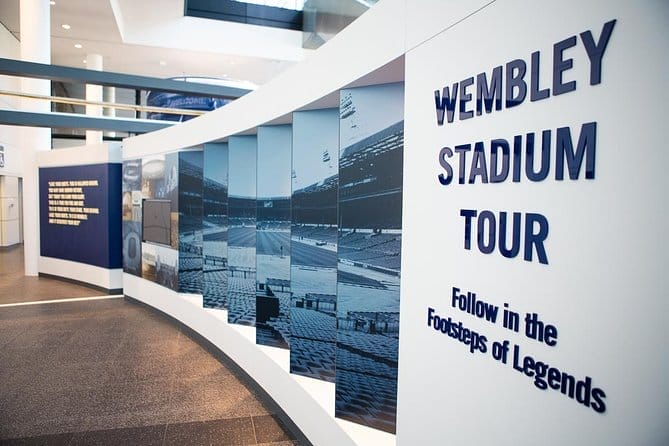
left=530, top=51, right=550, bottom=101
left=499, top=212, right=521, bottom=259
left=435, top=84, right=458, bottom=125
left=525, top=130, right=551, bottom=181
left=478, top=210, right=496, bottom=254
left=454, top=144, right=471, bottom=184
left=460, top=209, right=477, bottom=250
left=555, top=122, right=597, bottom=180
left=490, top=139, right=510, bottom=183
left=461, top=209, right=549, bottom=264
left=553, top=36, right=577, bottom=95
left=512, top=135, right=523, bottom=182
left=459, top=76, right=474, bottom=120
left=524, top=213, right=549, bottom=265
left=580, top=19, right=616, bottom=85
left=476, top=66, right=503, bottom=115
left=469, top=141, right=488, bottom=183
left=438, top=146, right=454, bottom=185
left=505, top=59, right=527, bottom=108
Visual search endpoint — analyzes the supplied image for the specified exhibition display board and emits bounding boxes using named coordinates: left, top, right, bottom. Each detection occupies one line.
left=227, top=135, right=258, bottom=326
left=139, top=152, right=179, bottom=290
left=202, top=143, right=229, bottom=309
left=290, top=108, right=339, bottom=383
left=38, top=143, right=123, bottom=292
left=335, top=83, right=404, bottom=434
left=178, top=151, right=204, bottom=294
left=398, top=1, right=668, bottom=445
left=39, top=163, right=121, bottom=268
left=256, top=125, right=292, bottom=349
left=121, top=149, right=205, bottom=293
left=119, top=1, right=668, bottom=445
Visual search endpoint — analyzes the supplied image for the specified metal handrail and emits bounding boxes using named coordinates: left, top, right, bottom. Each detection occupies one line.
left=0, top=90, right=205, bottom=116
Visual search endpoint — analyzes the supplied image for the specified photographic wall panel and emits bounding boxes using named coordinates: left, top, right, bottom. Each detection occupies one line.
left=139, top=153, right=179, bottom=291
left=335, top=83, right=405, bottom=434
left=227, top=136, right=258, bottom=326
left=202, top=143, right=229, bottom=309
left=178, top=150, right=204, bottom=294
left=122, top=159, right=142, bottom=276
left=290, top=109, right=339, bottom=381
left=256, top=125, right=292, bottom=349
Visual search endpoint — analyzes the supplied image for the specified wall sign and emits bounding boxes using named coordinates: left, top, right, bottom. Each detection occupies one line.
left=398, top=1, right=669, bottom=444
left=39, top=163, right=121, bottom=269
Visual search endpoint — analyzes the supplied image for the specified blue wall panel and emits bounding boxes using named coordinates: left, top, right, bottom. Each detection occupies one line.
left=39, top=163, right=122, bottom=269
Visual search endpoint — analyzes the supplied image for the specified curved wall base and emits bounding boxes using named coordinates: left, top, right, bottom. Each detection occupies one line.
left=123, top=273, right=395, bottom=446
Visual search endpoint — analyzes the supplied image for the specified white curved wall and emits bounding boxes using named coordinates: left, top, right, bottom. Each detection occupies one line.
left=123, top=1, right=669, bottom=445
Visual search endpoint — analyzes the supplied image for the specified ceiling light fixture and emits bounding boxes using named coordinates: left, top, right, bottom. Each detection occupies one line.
left=83, top=59, right=87, bottom=64
left=61, top=24, right=71, bottom=30
left=74, top=43, right=82, bottom=49
left=50, top=1, right=56, bottom=5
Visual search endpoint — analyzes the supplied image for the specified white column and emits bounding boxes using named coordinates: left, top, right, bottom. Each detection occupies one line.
left=85, top=53, right=103, bottom=144
left=103, top=86, right=116, bottom=138
left=19, top=0, right=50, bottom=276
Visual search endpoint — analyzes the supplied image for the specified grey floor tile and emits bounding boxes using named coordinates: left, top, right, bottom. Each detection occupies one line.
left=0, top=432, right=74, bottom=446
left=104, top=356, right=177, bottom=385
left=165, top=417, right=255, bottom=446
left=256, top=442, right=299, bottom=446
left=164, top=421, right=212, bottom=446
left=69, top=424, right=166, bottom=446
left=252, top=415, right=292, bottom=444
left=206, top=417, right=257, bottom=446
left=82, top=380, right=175, bottom=420
left=167, top=374, right=271, bottom=422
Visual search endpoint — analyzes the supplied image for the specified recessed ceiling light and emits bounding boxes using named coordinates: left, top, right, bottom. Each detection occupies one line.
left=159, top=60, right=167, bottom=66
left=50, top=1, right=56, bottom=5
left=61, top=24, right=71, bottom=30
left=83, top=59, right=87, bottom=64
left=74, top=43, right=82, bottom=49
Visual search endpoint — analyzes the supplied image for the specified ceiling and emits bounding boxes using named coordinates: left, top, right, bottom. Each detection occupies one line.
left=0, top=0, right=312, bottom=87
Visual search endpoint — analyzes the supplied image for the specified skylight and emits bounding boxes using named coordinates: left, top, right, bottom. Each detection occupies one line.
left=185, top=0, right=304, bottom=31
left=231, top=0, right=305, bottom=11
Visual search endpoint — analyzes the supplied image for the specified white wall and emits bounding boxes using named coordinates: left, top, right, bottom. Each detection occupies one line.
left=0, top=23, right=23, bottom=247
left=0, top=175, right=20, bottom=246
left=398, top=0, right=669, bottom=445
left=0, top=23, right=23, bottom=177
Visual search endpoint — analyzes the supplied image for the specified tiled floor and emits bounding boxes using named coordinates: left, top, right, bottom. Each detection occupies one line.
left=0, top=246, right=106, bottom=305
left=0, top=246, right=301, bottom=445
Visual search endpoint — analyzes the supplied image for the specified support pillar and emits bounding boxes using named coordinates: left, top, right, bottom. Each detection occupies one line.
left=85, top=53, right=103, bottom=144
left=103, top=86, right=116, bottom=138
left=19, top=0, right=50, bottom=276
